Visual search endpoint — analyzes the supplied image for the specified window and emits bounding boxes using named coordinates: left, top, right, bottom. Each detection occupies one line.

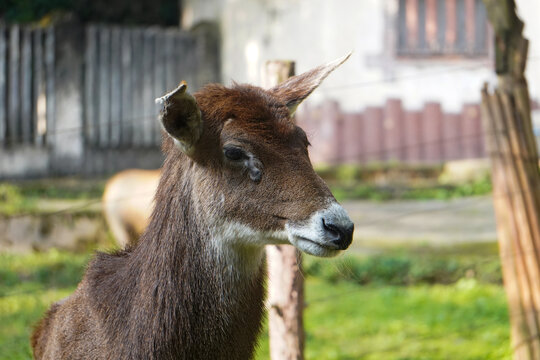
left=397, top=0, right=489, bottom=58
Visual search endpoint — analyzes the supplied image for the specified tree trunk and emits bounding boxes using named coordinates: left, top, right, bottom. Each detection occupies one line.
left=263, top=60, right=305, bottom=360
left=481, top=1, right=540, bottom=358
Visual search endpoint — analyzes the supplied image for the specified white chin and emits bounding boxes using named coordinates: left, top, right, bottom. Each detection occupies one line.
left=289, top=236, right=341, bottom=258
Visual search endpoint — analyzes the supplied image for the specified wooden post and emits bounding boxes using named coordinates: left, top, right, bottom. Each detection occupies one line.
left=51, top=20, right=84, bottom=174
left=263, top=60, right=305, bottom=360
left=44, top=26, right=55, bottom=147
left=120, top=28, right=133, bottom=147
left=33, top=28, right=45, bottom=146
left=84, top=26, right=97, bottom=146
left=142, top=29, right=155, bottom=147
left=110, top=27, right=122, bottom=148
left=20, top=28, right=32, bottom=144
left=98, top=25, right=111, bottom=149
left=481, top=1, right=540, bottom=358
left=8, top=25, right=20, bottom=145
left=0, top=25, right=6, bottom=145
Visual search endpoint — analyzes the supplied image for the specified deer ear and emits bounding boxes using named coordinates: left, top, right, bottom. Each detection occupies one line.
left=156, top=82, right=203, bottom=156
left=269, top=53, right=351, bottom=115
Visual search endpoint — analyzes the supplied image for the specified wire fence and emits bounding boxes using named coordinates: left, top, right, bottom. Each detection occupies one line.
left=324, top=60, right=495, bottom=92
left=0, top=121, right=524, bottom=219
left=3, top=56, right=540, bottom=356
left=0, top=136, right=531, bottom=298
left=324, top=56, right=540, bottom=92
left=0, top=110, right=535, bottom=252
left=0, top=56, right=538, bottom=147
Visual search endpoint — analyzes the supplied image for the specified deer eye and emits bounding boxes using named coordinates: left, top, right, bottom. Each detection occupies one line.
left=223, top=146, right=246, bottom=161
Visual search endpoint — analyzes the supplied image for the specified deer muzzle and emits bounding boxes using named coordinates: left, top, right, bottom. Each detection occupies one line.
left=285, top=202, right=354, bottom=257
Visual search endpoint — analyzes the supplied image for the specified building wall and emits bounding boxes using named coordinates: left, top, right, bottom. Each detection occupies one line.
left=516, top=0, right=540, bottom=131
left=183, top=0, right=540, bottom=114
left=517, top=0, right=540, bottom=100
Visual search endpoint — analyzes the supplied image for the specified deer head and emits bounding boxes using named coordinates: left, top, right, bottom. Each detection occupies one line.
left=155, top=54, right=354, bottom=258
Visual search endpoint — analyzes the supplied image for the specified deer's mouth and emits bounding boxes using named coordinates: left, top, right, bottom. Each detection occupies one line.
left=289, top=235, right=341, bottom=257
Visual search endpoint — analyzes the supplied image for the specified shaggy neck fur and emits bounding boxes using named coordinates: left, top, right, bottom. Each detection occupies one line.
left=86, top=151, right=267, bottom=360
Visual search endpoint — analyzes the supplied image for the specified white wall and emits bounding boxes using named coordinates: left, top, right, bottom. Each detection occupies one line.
left=517, top=0, right=540, bottom=103
left=183, top=0, right=539, bottom=113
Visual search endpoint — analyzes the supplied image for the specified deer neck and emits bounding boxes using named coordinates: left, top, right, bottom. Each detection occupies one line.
left=140, top=166, right=268, bottom=282
left=88, top=163, right=268, bottom=358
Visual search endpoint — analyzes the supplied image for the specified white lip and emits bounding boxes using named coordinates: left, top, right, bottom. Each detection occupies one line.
left=289, top=235, right=341, bottom=257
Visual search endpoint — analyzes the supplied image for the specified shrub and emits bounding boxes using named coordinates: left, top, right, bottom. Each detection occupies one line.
left=0, top=184, right=26, bottom=215
left=304, top=253, right=502, bottom=286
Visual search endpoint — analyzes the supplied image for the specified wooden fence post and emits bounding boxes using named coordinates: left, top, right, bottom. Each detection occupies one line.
left=0, top=25, right=6, bottom=145
left=481, top=1, right=540, bottom=358
left=263, top=60, right=305, bottom=360
left=51, top=20, right=84, bottom=174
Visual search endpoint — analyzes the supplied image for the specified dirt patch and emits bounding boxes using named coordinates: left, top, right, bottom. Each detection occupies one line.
left=0, top=213, right=111, bottom=253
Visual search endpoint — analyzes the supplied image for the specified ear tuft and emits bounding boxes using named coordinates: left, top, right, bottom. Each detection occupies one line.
left=155, top=81, right=188, bottom=105
left=269, top=53, right=351, bottom=115
left=156, top=81, right=202, bottom=156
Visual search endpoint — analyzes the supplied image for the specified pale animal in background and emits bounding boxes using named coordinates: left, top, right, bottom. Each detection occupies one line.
left=32, top=54, right=354, bottom=360
left=102, top=169, right=160, bottom=247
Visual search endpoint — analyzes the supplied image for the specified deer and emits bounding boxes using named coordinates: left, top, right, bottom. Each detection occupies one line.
left=102, top=168, right=160, bottom=247
left=31, top=54, right=354, bottom=360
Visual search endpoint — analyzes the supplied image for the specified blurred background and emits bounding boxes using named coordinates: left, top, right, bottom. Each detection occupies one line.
left=1, top=0, right=540, bottom=358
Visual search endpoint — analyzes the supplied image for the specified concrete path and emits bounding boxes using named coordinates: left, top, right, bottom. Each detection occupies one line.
left=342, top=196, right=497, bottom=247
left=35, top=196, right=498, bottom=246
left=7, top=196, right=498, bottom=251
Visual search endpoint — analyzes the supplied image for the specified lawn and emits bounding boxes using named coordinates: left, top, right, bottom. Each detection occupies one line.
left=0, top=250, right=510, bottom=359
left=256, top=279, right=510, bottom=360
left=0, top=250, right=91, bottom=359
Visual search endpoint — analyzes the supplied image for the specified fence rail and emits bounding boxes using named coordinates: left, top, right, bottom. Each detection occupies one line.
left=297, top=99, right=486, bottom=165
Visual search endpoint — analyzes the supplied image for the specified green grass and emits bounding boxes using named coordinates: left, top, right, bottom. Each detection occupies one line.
left=0, top=184, right=37, bottom=216
left=0, top=179, right=105, bottom=216
left=306, top=280, right=510, bottom=359
left=315, top=163, right=443, bottom=184
left=303, top=250, right=503, bottom=286
left=315, top=163, right=493, bottom=202
left=0, top=250, right=511, bottom=359
left=0, top=250, right=91, bottom=359
left=330, top=177, right=492, bottom=202
left=256, top=279, right=510, bottom=360
left=13, top=179, right=105, bottom=200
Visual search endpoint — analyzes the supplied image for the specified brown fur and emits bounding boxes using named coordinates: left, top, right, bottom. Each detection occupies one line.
left=32, top=56, right=349, bottom=359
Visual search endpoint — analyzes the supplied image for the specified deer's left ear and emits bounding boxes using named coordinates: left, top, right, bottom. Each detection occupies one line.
left=269, top=53, right=351, bottom=115
left=156, top=82, right=203, bottom=156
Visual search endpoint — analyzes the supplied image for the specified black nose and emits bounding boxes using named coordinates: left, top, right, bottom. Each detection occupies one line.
left=322, top=219, right=354, bottom=250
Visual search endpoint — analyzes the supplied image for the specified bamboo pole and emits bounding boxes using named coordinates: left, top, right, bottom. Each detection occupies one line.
left=482, top=87, right=529, bottom=358
left=263, top=60, right=305, bottom=360
left=481, top=0, right=540, bottom=358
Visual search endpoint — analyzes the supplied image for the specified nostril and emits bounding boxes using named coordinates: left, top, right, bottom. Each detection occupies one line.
left=322, top=219, right=341, bottom=242
left=322, top=218, right=354, bottom=250
left=344, top=223, right=354, bottom=237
